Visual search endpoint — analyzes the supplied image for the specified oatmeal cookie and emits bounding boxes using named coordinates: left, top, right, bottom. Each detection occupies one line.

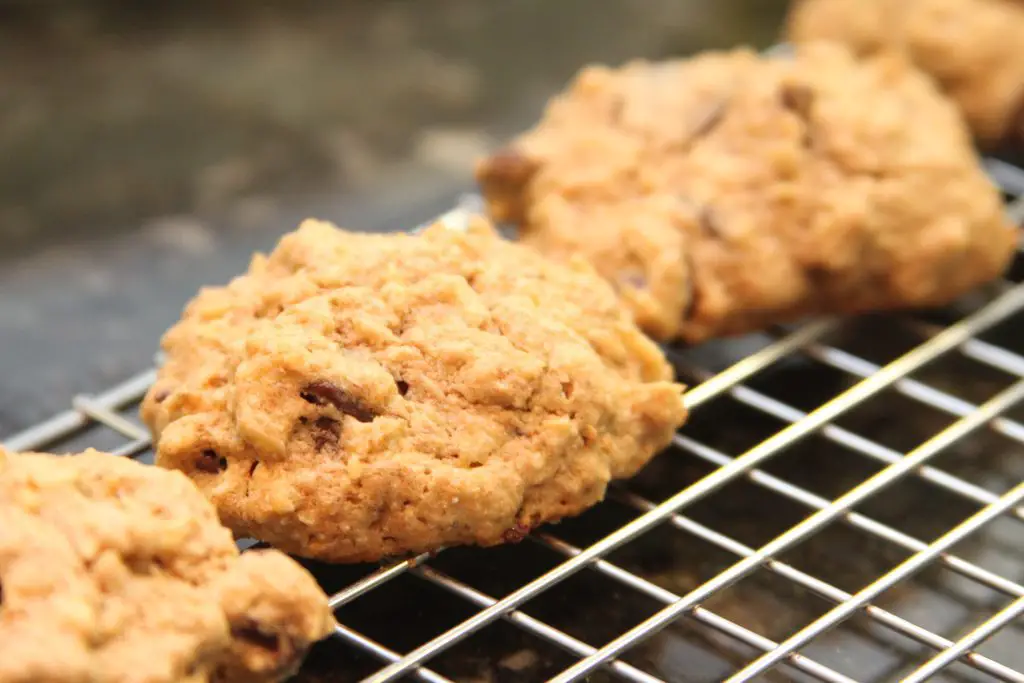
left=476, top=43, right=1016, bottom=342
left=787, top=0, right=1024, bottom=148
left=0, top=448, right=333, bottom=683
left=140, top=216, right=686, bottom=563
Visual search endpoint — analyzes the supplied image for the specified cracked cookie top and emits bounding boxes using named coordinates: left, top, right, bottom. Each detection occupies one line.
left=476, top=43, right=1016, bottom=342
left=141, top=216, right=686, bottom=563
left=0, top=448, right=332, bottom=683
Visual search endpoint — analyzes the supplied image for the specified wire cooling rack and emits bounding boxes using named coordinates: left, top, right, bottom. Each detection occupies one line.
left=5, top=158, right=1024, bottom=683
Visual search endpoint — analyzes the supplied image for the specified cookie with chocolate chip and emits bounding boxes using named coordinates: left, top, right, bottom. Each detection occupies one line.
left=141, top=216, right=686, bottom=563
left=788, top=0, right=1024, bottom=149
left=0, top=448, right=332, bottom=683
left=476, top=43, right=1017, bottom=343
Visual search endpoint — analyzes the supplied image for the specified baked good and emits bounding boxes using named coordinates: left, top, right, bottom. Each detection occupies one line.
left=787, top=0, right=1024, bottom=149
left=476, top=43, right=1017, bottom=343
left=0, top=448, right=333, bottom=683
left=140, top=216, right=686, bottom=563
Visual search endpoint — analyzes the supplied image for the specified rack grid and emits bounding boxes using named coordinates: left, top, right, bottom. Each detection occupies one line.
left=5, top=159, right=1024, bottom=683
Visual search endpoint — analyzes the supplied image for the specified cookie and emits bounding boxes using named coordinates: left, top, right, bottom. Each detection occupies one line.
left=0, top=448, right=333, bottom=683
left=787, top=0, right=1024, bottom=149
left=140, top=216, right=686, bottom=563
left=476, top=43, right=1017, bottom=343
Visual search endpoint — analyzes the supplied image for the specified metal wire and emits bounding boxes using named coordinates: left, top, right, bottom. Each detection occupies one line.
left=4, top=161, right=1024, bottom=683
left=532, top=532, right=858, bottom=683
left=3, top=368, right=156, bottom=452
left=725, top=480, right=1024, bottom=682
left=674, top=358, right=1024, bottom=522
left=802, top=340, right=1024, bottom=447
left=609, top=491, right=1024, bottom=682
left=412, top=565, right=665, bottom=683
left=364, top=280, right=1024, bottom=683
left=903, top=595, right=1024, bottom=683
left=672, top=434, right=1024, bottom=600
left=549, top=377, right=1024, bottom=683
left=332, top=622, right=454, bottom=683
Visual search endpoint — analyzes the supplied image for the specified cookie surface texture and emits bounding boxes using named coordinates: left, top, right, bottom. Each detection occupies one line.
left=141, top=216, right=687, bottom=562
left=0, top=448, right=333, bottom=683
left=476, top=43, right=1017, bottom=343
left=787, top=0, right=1024, bottom=147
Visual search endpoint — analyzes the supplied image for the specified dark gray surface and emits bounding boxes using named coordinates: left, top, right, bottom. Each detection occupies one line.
left=0, top=0, right=786, bottom=434
left=0, top=0, right=786, bottom=256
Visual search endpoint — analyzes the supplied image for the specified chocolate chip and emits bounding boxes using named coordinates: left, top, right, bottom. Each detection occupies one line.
left=395, top=380, right=410, bottom=396
left=300, top=389, right=324, bottom=406
left=480, top=147, right=538, bottom=188
left=690, top=100, right=728, bottom=140
left=300, top=380, right=377, bottom=423
left=780, top=83, right=815, bottom=119
left=312, top=417, right=340, bottom=450
left=196, top=449, right=226, bottom=474
left=477, top=147, right=539, bottom=223
left=232, top=620, right=283, bottom=654
left=0, top=577, right=4, bottom=610
left=152, top=387, right=171, bottom=403
left=502, top=522, right=531, bottom=544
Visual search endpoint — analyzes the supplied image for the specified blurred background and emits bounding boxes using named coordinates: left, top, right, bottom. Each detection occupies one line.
left=0, top=1, right=787, bottom=432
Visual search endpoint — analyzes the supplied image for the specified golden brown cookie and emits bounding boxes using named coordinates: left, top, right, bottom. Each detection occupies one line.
left=787, top=0, right=1024, bottom=149
left=141, top=216, right=686, bottom=563
left=0, top=448, right=333, bottom=683
left=476, top=43, right=1017, bottom=343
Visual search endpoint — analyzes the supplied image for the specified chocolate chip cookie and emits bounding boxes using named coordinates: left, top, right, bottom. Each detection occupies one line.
left=476, top=43, right=1017, bottom=343
left=787, top=0, right=1024, bottom=149
left=0, top=448, right=333, bottom=683
left=141, top=216, right=686, bottom=563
